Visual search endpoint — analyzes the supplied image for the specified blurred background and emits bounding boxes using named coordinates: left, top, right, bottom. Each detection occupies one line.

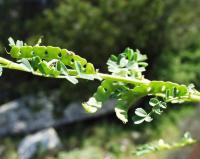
left=0, top=0, right=200, bottom=159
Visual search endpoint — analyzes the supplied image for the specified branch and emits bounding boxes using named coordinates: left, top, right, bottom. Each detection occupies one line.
left=1, top=38, right=200, bottom=124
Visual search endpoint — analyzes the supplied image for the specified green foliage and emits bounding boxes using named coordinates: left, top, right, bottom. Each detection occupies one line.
left=7, top=38, right=98, bottom=84
left=1, top=0, right=200, bottom=108
left=1, top=38, right=200, bottom=124
left=83, top=48, right=149, bottom=123
left=107, top=48, right=148, bottom=79
left=24, top=0, right=200, bottom=70
left=155, top=49, right=200, bottom=87
left=81, top=48, right=199, bottom=123
left=134, top=132, right=197, bottom=156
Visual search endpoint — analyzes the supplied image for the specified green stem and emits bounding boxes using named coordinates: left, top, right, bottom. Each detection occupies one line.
left=1, top=57, right=200, bottom=103
left=98, top=73, right=150, bottom=85
left=0, top=57, right=150, bottom=84
left=0, top=57, right=28, bottom=71
left=188, top=94, right=200, bottom=102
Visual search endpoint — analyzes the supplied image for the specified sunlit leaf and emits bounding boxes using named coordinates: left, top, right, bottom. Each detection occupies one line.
left=135, top=108, right=147, bottom=117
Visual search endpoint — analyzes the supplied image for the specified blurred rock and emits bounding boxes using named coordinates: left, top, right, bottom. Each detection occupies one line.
left=18, top=128, right=61, bottom=159
left=0, top=95, right=115, bottom=136
left=0, top=146, right=5, bottom=155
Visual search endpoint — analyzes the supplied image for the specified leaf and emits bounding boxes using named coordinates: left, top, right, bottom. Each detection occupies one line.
left=149, top=98, right=159, bottom=107
left=134, top=113, right=153, bottom=124
left=110, top=55, right=118, bottom=61
left=165, top=89, right=170, bottom=99
left=35, top=36, right=43, bottom=46
left=153, top=108, right=162, bottom=115
left=126, top=48, right=134, bottom=61
left=20, top=46, right=33, bottom=58
left=82, top=97, right=102, bottom=113
left=8, top=37, right=15, bottom=46
left=57, top=61, right=78, bottom=84
left=134, top=118, right=145, bottom=124
left=119, top=57, right=128, bottom=67
left=9, top=46, right=21, bottom=58
left=115, top=100, right=129, bottom=123
left=144, top=115, right=153, bottom=122
left=172, top=87, right=178, bottom=97
left=135, top=108, right=147, bottom=117
left=159, top=102, right=167, bottom=109
left=85, top=63, right=95, bottom=74
left=107, top=48, right=148, bottom=79
left=31, top=56, right=41, bottom=71
left=18, top=58, right=33, bottom=72
left=74, top=61, right=94, bottom=80
left=16, top=40, right=23, bottom=47
left=38, top=61, right=51, bottom=75
left=33, top=46, right=46, bottom=58
left=46, top=46, right=61, bottom=59
left=115, top=107, right=129, bottom=124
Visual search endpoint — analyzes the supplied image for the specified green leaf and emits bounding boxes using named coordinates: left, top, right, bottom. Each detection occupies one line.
left=134, top=114, right=153, bottom=124
left=134, top=118, right=145, bottom=124
left=159, top=102, right=167, bottom=109
left=144, top=115, right=153, bottom=122
left=38, top=61, right=51, bottom=75
left=33, top=46, right=46, bottom=58
left=57, top=61, right=78, bottom=84
left=9, top=46, right=21, bottom=58
left=20, top=46, right=33, bottom=58
left=135, top=108, right=147, bottom=117
left=110, top=55, right=118, bottom=61
left=8, top=37, right=15, bottom=46
left=18, top=58, right=33, bottom=72
left=115, top=100, right=129, bottom=123
left=126, top=48, right=134, bottom=61
left=82, top=97, right=102, bottom=113
left=46, top=46, right=61, bottom=59
left=31, top=56, right=41, bottom=71
left=107, top=48, right=148, bottom=79
left=165, top=89, right=170, bottom=99
left=16, top=40, right=23, bottom=47
left=85, top=63, right=95, bottom=74
left=119, top=57, right=128, bottom=67
left=149, top=98, right=159, bottom=107
left=153, top=108, right=162, bottom=115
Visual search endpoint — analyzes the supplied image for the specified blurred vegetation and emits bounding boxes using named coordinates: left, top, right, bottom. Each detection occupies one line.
left=0, top=0, right=200, bottom=104
left=0, top=104, right=194, bottom=159
left=0, top=0, right=200, bottom=158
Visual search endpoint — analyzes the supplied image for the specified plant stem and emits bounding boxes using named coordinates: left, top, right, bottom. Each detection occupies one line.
left=0, top=57, right=28, bottom=71
left=1, top=57, right=200, bottom=103
left=0, top=57, right=150, bottom=84
left=98, top=73, right=150, bottom=85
